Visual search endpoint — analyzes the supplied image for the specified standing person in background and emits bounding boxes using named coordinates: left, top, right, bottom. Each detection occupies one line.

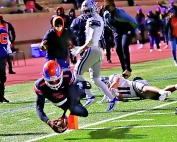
left=40, top=16, right=73, bottom=69
left=0, top=14, right=16, bottom=74
left=68, top=9, right=77, bottom=65
left=51, top=6, right=70, bottom=29
left=135, top=7, right=145, bottom=49
left=166, top=8, right=177, bottom=66
left=160, top=8, right=169, bottom=49
left=145, top=9, right=162, bottom=52
left=158, top=0, right=177, bottom=12
left=127, top=0, right=136, bottom=6
left=70, top=13, right=86, bottom=56
left=104, top=0, right=139, bottom=79
left=0, top=26, right=10, bottom=103
left=154, top=5, right=161, bottom=20
left=99, top=5, right=114, bottom=63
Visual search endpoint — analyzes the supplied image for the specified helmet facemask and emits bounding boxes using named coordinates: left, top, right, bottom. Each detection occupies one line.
left=81, top=0, right=97, bottom=19
left=44, top=71, right=63, bottom=90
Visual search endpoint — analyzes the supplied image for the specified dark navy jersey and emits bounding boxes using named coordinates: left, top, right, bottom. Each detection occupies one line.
left=34, top=70, right=74, bottom=103
left=42, top=28, right=71, bottom=59
left=34, top=70, right=75, bottom=122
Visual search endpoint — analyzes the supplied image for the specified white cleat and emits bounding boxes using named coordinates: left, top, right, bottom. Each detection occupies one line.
left=159, top=91, right=171, bottom=101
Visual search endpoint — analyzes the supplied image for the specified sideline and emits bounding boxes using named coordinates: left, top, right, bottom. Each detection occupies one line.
left=24, top=100, right=177, bottom=142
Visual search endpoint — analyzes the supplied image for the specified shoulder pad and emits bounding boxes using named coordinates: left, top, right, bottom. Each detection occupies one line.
left=34, top=78, right=45, bottom=95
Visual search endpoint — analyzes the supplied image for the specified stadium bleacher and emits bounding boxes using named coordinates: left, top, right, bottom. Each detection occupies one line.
left=0, top=0, right=175, bottom=59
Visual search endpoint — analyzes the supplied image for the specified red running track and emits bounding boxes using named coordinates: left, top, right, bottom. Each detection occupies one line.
left=6, top=43, right=172, bottom=85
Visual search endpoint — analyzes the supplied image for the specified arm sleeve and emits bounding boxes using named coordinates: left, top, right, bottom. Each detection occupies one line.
left=70, top=18, right=78, bottom=37
left=85, top=20, right=94, bottom=45
left=114, top=8, right=139, bottom=34
left=8, top=22, right=16, bottom=44
left=36, top=94, right=49, bottom=123
left=42, top=30, right=51, bottom=41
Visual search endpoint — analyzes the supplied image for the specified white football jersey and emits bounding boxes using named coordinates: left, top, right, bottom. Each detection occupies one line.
left=110, top=74, right=137, bottom=98
left=85, top=14, right=104, bottom=46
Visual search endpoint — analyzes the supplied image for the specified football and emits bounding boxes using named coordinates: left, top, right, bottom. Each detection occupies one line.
left=54, top=117, right=68, bottom=133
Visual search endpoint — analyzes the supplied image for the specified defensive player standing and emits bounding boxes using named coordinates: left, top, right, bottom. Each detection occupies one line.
left=34, top=60, right=91, bottom=133
left=71, top=0, right=118, bottom=111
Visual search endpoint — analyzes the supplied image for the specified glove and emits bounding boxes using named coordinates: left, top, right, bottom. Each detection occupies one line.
left=47, top=117, right=68, bottom=133
left=111, top=88, right=118, bottom=95
left=70, top=46, right=80, bottom=56
left=39, top=45, right=48, bottom=51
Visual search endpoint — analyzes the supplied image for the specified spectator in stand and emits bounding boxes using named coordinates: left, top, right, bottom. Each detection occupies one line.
left=63, top=0, right=84, bottom=9
left=51, top=6, right=70, bottom=29
left=160, top=8, right=169, bottom=49
left=158, top=0, right=177, bottom=12
left=145, top=9, right=162, bottom=52
left=135, top=7, right=145, bottom=49
left=68, top=9, right=77, bottom=65
left=23, top=0, right=48, bottom=12
left=166, top=8, right=177, bottom=66
left=0, top=14, right=16, bottom=74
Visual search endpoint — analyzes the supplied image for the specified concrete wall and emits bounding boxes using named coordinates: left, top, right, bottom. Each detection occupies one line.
left=3, top=5, right=160, bottom=59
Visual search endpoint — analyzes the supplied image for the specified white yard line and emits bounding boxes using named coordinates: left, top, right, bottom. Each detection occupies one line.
left=82, top=124, right=177, bottom=130
left=137, top=112, right=174, bottom=115
left=48, top=112, right=56, bottom=115
left=18, top=118, right=30, bottom=122
left=111, top=118, right=154, bottom=122
left=24, top=100, right=177, bottom=142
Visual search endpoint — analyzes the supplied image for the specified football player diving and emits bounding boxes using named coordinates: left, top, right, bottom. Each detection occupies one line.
left=39, top=16, right=73, bottom=69
left=100, top=74, right=172, bottom=102
left=34, top=60, right=91, bottom=133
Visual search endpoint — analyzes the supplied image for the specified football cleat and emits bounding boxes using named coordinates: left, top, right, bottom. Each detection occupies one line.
left=107, top=97, right=118, bottom=111
left=159, top=91, right=171, bottom=101
left=84, top=96, right=95, bottom=107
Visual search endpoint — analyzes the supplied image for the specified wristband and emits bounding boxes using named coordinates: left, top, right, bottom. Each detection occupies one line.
left=65, top=109, right=71, bottom=118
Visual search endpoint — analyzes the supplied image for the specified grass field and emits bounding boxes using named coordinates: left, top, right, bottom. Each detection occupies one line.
left=1, top=58, right=177, bottom=142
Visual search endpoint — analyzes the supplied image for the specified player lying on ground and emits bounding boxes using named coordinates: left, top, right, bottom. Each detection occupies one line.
left=34, top=60, right=91, bottom=133
left=100, top=74, right=171, bottom=102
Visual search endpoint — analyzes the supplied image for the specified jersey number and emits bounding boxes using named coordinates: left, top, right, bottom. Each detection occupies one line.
left=89, top=20, right=101, bottom=27
left=0, top=33, right=8, bottom=44
left=117, top=87, right=131, bottom=94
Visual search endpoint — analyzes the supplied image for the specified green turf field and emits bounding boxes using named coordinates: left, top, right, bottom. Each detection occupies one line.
left=1, top=58, right=177, bottom=142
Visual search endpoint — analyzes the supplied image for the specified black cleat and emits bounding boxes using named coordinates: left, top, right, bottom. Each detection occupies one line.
left=0, top=97, right=9, bottom=103
left=9, top=71, right=16, bottom=74
left=107, top=60, right=112, bottom=63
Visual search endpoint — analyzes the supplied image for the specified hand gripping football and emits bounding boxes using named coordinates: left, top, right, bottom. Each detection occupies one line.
left=54, top=117, right=68, bottom=133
